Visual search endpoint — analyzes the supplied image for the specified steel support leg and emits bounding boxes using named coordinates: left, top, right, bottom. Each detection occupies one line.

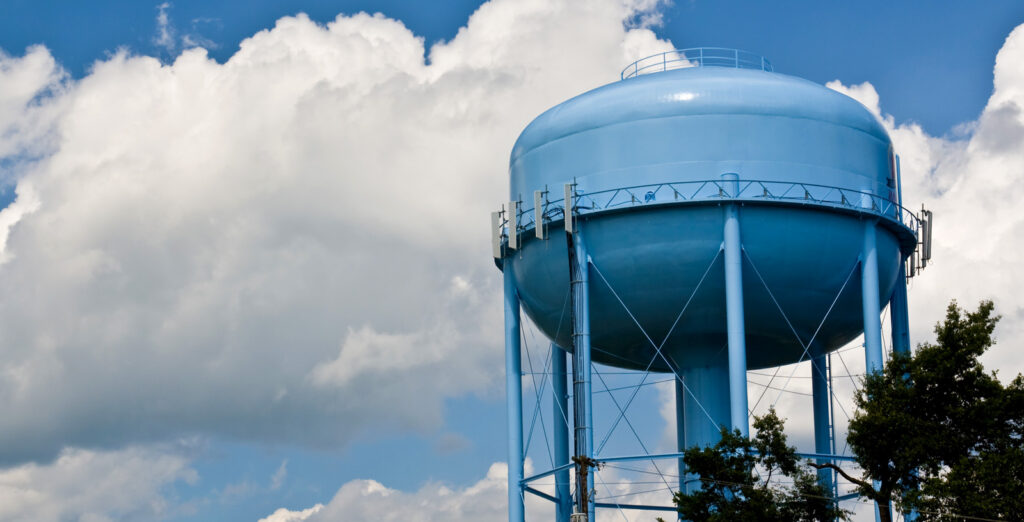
left=861, top=221, right=888, bottom=522
left=722, top=173, right=749, bottom=437
left=860, top=220, right=884, bottom=374
left=570, top=228, right=594, bottom=520
left=811, top=355, right=835, bottom=495
left=677, top=361, right=731, bottom=494
left=552, top=344, right=572, bottom=522
left=675, top=380, right=686, bottom=499
left=504, top=266, right=524, bottom=522
left=862, top=220, right=883, bottom=374
left=890, top=262, right=911, bottom=356
left=890, top=263, right=916, bottom=521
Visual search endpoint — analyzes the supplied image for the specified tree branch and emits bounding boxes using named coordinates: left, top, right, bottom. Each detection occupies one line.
left=807, top=462, right=874, bottom=493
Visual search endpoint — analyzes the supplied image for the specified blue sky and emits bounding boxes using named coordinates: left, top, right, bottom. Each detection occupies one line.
left=1, top=1, right=1023, bottom=521
left=3, top=1, right=1023, bottom=135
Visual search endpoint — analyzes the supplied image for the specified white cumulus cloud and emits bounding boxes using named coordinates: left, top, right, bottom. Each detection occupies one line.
left=0, top=446, right=196, bottom=522
left=829, top=24, right=1024, bottom=379
left=264, top=459, right=675, bottom=522
left=0, top=0, right=673, bottom=465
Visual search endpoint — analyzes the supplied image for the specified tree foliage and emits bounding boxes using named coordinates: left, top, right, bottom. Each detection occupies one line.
left=671, top=409, right=848, bottom=522
left=818, top=300, right=1024, bottom=521
left=668, top=301, right=1023, bottom=521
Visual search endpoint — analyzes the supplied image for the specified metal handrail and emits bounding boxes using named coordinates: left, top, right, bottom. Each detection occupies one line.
left=504, top=179, right=920, bottom=238
left=621, top=47, right=773, bottom=80
left=521, top=449, right=862, bottom=511
left=521, top=449, right=857, bottom=485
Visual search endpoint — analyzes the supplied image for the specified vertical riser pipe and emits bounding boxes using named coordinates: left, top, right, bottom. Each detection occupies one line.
left=678, top=363, right=731, bottom=494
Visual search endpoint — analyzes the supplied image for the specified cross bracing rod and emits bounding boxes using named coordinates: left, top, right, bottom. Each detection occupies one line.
left=740, top=252, right=859, bottom=413
left=520, top=326, right=554, bottom=468
left=587, top=259, right=722, bottom=433
left=590, top=364, right=675, bottom=496
left=594, top=248, right=722, bottom=455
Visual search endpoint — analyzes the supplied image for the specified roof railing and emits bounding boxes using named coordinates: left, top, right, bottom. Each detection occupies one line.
left=621, top=47, right=773, bottom=80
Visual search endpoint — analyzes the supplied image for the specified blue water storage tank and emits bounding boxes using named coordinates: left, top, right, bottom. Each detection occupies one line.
left=505, top=61, right=915, bottom=372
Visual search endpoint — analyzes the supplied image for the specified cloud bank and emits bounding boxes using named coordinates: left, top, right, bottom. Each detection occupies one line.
left=0, top=0, right=671, bottom=464
left=828, top=23, right=1024, bottom=377
left=0, top=446, right=195, bottom=522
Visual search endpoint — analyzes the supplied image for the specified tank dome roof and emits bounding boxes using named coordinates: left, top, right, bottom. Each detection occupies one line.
left=511, top=67, right=888, bottom=163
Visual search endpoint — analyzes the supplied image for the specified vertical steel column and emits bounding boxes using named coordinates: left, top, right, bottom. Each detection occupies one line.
left=811, top=355, right=835, bottom=494
left=890, top=263, right=911, bottom=355
left=552, top=344, right=571, bottom=522
left=503, top=266, right=525, bottom=522
left=675, top=380, right=686, bottom=497
left=861, top=220, right=884, bottom=374
left=571, top=229, right=595, bottom=520
left=863, top=221, right=888, bottom=522
left=890, top=153, right=912, bottom=357
left=567, top=217, right=594, bottom=520
left=722, top=173, right=749, bottom=437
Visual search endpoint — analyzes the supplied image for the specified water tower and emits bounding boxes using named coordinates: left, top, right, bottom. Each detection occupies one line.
left=492, top=48, right=931, bottom=521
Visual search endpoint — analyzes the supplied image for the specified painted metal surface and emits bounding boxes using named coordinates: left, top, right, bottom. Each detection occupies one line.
left=569, top=228, right=595, bottom=519
left=677, top=362, right=730, bottom=493
left=862, top=221, right=884, bottom=374
left=721, top=173, right=750, bottom=437
left=890, top=155, right=912, bottom=356
left=499, top=55, right=919, bottom=520
left=890, top=264, right=911, bottom=355
left=511, top=68, right=893, bottom=199
left=507, top=65, right=911, bottom=374
left=812, top=355, right=835, bottom=494
left=674, top=381, right=686, bottom=496
left=503, top=269, right=524, bottom=522
left=551, top=345, right=571, bottom=522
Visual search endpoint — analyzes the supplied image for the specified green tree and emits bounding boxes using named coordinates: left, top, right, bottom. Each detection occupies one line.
left=671, top=409, right=848, bottom=522
left=812, top=300, right=1024, bottom=521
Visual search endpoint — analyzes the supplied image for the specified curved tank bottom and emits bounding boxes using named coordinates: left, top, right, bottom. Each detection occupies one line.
left=508, top=204, right=901, bottom=371
left=509, top=67, right=896, bottom=213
